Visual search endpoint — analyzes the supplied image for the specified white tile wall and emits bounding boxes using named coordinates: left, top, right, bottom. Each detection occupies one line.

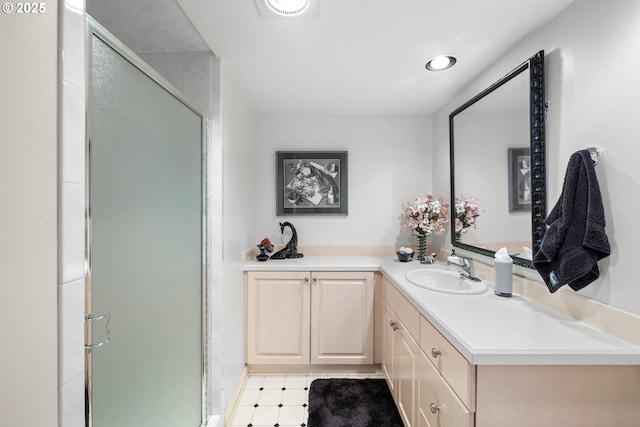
left=207, top=77, right=224, bottom=418
left=59, top=279, right=85, bottom=385
left=183, top=52, right=214, bottom=116
left=59, top=372, right=85, bottom=427
left=60, top=82, right=85, bottom=184
left=59, top=1, right=87, bottom=426
left=60, top=182, right=84, bottom=283
left=137, top=50, right=215, bottom=116
left=137, top=51, right=184, bottom=88
left=61, top=1, right=86, bottom=90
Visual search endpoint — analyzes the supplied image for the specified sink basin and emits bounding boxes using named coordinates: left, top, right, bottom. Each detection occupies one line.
left=405, top=269, right=488, bottom=295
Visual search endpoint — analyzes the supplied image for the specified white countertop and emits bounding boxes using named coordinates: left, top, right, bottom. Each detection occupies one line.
left=244, top=255, right=640, bottom=365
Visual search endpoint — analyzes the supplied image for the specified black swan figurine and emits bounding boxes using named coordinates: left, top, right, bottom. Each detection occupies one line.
left=270, top=222, right=304, bottom=259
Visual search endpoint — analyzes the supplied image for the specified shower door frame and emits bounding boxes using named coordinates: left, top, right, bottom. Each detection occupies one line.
left=84, top=17, right=209, bottom=427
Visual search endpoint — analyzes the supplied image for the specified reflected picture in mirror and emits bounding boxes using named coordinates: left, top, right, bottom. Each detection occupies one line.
left=508, top=147, right=532, bottom=212
left=449, top=51, right=545, bottom=268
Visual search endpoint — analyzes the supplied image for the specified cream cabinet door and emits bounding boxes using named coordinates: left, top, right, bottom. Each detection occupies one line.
left=382, top=302, right=397, bottom=394
left=395, top=318, right=420, bottom=427
left=384, top=279, right=420, bottom=427
left=310, top=272, right=374, bottom=364
left=246, top=271, right=311, bottom=364
left=383, top=301, right=419, bottom=427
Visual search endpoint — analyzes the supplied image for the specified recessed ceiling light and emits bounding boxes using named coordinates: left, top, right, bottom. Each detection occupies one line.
left=426, top=55, right=457, bottom=71
left=264, top=0, right=310, bottom=16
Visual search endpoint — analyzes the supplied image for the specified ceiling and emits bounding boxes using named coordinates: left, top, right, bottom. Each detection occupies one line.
left=92, top=0, right=575, bottom=115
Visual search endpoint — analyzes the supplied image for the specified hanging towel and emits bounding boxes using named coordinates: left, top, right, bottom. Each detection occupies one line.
left=533, top=150, right=610, bottom=293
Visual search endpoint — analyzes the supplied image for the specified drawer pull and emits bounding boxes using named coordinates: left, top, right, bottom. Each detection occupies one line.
left=431, top=348, right=441, bottom=358
left=389, top=320, right=399, bottom=331
left=430, top=403, right=440, bottom=414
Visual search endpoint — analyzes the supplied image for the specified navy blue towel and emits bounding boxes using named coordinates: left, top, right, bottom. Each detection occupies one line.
left=533, top=150, right=610, bottom=293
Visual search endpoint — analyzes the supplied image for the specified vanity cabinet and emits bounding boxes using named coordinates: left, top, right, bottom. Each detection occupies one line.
left=383, top=277, right=474, bottom=427
left=246, top=271, right=374, bottom=366
left=383, top=276, right=640, bottom=427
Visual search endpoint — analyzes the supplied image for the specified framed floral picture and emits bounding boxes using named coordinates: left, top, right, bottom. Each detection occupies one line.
left=276, top=151, right=348, bottom=216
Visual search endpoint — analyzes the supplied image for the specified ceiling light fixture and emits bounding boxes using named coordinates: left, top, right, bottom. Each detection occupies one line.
left=426, top=55, right=457, bottom=71
left=264, top=0, right=310, bottom=17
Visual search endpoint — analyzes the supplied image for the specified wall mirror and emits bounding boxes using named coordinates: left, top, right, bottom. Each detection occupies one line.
left=449, top=50, right=545, bottom=268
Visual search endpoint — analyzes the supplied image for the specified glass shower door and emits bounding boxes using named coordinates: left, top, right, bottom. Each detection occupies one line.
left=87, top=25, right=204, bottom=427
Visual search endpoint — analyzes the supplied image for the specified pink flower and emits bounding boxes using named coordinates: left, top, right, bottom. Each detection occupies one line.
left=401, top=193, right=449, bottom=236
left=454, top=195, right=481, bottom=235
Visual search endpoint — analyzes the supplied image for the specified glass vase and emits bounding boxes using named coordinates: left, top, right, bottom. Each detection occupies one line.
left=416, top=234, right=427, bottom=262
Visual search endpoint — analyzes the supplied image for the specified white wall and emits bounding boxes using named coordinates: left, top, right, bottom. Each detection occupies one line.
left=433, top=0, right=640, bottom=315
left=0, top=1, right=59, bottom=425
left=255, top=115, right=433, bottom=248
left=220, top=64, right=258, bottom=409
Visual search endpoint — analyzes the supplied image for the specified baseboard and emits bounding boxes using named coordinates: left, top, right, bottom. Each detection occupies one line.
left=224, top=366, right=249, bottom=427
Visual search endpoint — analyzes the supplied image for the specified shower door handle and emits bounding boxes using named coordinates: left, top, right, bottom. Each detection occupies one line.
left=85, top=313, right=111, bottom=351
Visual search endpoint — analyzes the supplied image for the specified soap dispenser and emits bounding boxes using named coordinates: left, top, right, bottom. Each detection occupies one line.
left=494, top=247, right=513, bottom=297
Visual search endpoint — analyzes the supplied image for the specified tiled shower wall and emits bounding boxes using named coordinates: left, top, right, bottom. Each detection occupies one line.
left=58, top=1, right=224, bottom=424
left=59, top=1, right=87, bottom=426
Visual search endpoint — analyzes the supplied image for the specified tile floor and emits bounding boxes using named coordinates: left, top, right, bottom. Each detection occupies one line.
left=229, top=372, right=386, bottom=427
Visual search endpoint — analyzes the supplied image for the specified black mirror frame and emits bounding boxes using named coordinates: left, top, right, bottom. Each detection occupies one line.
left=449, top=50, right=546, bottom=268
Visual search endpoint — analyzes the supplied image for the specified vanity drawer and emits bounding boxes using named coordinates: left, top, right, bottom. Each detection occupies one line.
left=420, top=315, right=476, bottom=411
left=419, top=349, right=474, bottom=427
left=384, top=278, right=419, bottom=340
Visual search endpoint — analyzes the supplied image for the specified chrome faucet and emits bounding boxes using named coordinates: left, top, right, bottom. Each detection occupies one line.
left=421, top=252, right=437, bottom=264
left=447, top=250, right=481, bottom=281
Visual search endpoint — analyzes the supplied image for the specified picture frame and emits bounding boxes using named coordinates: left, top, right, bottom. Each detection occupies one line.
left=276, top=151, right=348, bottom=216
left=508, top=147, right=532, bottom=212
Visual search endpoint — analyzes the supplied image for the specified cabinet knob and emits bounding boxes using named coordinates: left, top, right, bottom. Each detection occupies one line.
left=431, top=348, right=441, bottom=358
left=389, top=320, right=399, bottom=331
left=313, top=277, right=318, bottom=282
left=304, top=277, right=310, bottom=283
left=430, top=403, right=440, bottom=414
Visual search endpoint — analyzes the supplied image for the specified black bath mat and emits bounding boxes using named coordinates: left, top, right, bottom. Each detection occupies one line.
left=307, top=378, right=404, bottom=427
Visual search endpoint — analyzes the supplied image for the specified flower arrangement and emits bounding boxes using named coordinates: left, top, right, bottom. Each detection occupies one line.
left=256, top=237, right=274, bottom=261
left=401, top=193, right=449, bottom=236
left=454, top=195, right=481, bottom=237
left=258, top=237, right=273, bottom=252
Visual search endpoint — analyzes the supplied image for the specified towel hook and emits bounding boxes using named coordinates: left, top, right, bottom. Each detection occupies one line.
left=587, top=147, right=600, bottom=167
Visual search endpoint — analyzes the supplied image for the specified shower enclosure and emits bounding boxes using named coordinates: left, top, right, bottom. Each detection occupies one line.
left=85, top=20, right=207, bottom=426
